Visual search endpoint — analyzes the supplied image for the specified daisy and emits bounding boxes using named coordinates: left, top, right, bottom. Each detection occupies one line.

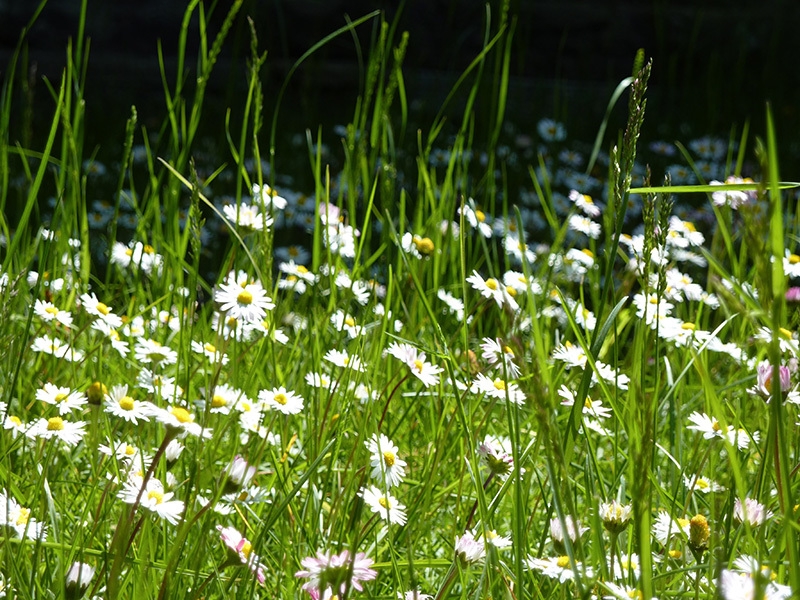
left=437, top=288, right=465, bottom=321
left=201, top=383, right=246, bottom=415
left=401, top=232, right=436, bottom=258
left=359, top=486, right=407, bottom=525
left=733, top=497, right=772, bottom=526
left=477, top=435, right=514, bottom=478
left=118, top=476, right=184, bottom=525
left=305, top=371, right=335, bottom=391
left=222, top=456, right=257, bottom=493
left=466, top=270, right=518, bottom=311
left=65, top=562, right=95, bottom=598
left=79, top=293, right=123, bottom=328
left=455, top=531, right=486, bottom=565
left=323, top=349, right=366, bottom=372
left=137, top=369, right=183, bottom=399
left=190, top=340, right=229, bottom=365
left=252, top=183, right=287, bottom=210
left=295, top=549, right=376, bottom=599
left=480, top=337, right=520, bottom=378
left=568, top=189, right=601, bottom=217
left=216, top=525, right=266, bottom=584
left=104, top=385, right=155, bottom=424
left=473, top=373, right=525, bottom=404
left=748, top=360, right=792, bottom=399
left=598, top=500, right=632, bottom=534
left=0, top=490, right=46, bottom=540
left=222, top=201, right=273, bottom=232
left=153, top=405, right=212, bottom=439
left=385, top=342, right=442, bottom=388
left=133, top=338, right=178, bottom=366
left=718, top=569, right=792, bottom=600
left=33, top=299, right=73, bottom=328
left=36, top=382, right=87, bottom=415
left=683, top=474, right=724, bottom=493
left=215, top=272, right=274, bottom=323
left=527, top=555, right=589, bottom=582
left=458, top=199, right=493, bottom=238
left=258, top=386, right=304, bottom=415
left=552, top=341, right=588, bottom=368
left=29, top=416, right=87, bottom=446
left=330, top=310, right=364, bottom=338
left=652, top=511, right=690, bottom=545
left=91, top=319, right=130, bottom=357
left=30, top=335, right=84, bottom=362
left=591, top=361, right=630, bottom=390
left=568, top=214, right=601, bottom=239
left=537, top=118, right=566, bottom=142
left=366, top=433, right=406, bottom=488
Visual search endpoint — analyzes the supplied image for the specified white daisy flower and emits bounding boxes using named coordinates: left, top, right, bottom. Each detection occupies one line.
left=36, top=382, right=87, bottom=415
left=215, top=272, right=274, bottom=323
left=366, top=433, right=407, bottom=487
left=33, top=299, right=73, bottom=328
left=118, top=476, right=184, bottom=525
left=359, top=485, right=407, bottom=525
left=29, top=416, right=87, bottom=446
left=104, top=385, right=156, bottom=424
left=473, top=373, right=525, bottom=404
left=258, top=386, right=304, bottom=415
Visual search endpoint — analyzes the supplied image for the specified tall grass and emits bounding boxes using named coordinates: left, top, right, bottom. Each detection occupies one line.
left=1, top=2, right=799, bottom=600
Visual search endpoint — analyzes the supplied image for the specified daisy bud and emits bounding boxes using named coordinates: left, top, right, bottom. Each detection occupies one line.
left=223, top=455, right=256, bottom=495
left=599, top=500, right=632, bottom=535
left=688, top=514, right=709, bottom=555
left=65, top=561, right=95, bottom=600
left=86, top=381, right=107, bottom=406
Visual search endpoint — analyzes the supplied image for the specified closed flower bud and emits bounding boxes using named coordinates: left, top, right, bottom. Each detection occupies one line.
left=86, top=381, right=107, bottom=406
left=65, top=561, right=95, bottom=599
left=688, top=514, right=709, bottom=555
left=599, top=500, right=632, bottom=535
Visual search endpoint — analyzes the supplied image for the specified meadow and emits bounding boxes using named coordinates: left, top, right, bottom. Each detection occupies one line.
left=1, top=2, right=800, bottom=599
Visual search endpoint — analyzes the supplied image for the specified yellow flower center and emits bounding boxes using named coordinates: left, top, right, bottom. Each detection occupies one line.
left=506, top=287, right=517, bottom=297
left=212, top=395, right=227, bottom=408
left=711, top=420, right=722, bottom=432
left=345, top=316, right=356, bottom=328
left=237, top=290, right=253, bottom=305
left=9, top=416, right=21, bottom=427
left=789, top=254, right=800, bottom=264
left=45, top=306, right=59, bottom=315
left=681, top=322, right=695, bottom=331
left=696, top=478, right=709, bottom=490
left=475, top=210, right=486, bottom=223
left=125, top=445, right=135, bottom=455
left=383, top=451, right=395, bottom=467
left=147, top=490, right=164, bottom=504
left=47, top=417, right=64, bottom=431
left=170, top=407, right=193, bottom=423
left=581, top=249, right=594, bottom=258
left=413, top=359, right=424, bottom=373
left=378, top=496, right=390, bottom=509
left=297, top=265, right=309, bottom=274
left=16, top=507, right=30, bottom=526
left=143, top=244, right=155, bottom=254
left=54, top=393, right=67, bottom=403
left=779, top=327, right=793, bottom=339
left=584, top=398, right=593, bottom=409
left=96, top=302, right=110, bottom=315
left=684, top=222, right=696, bottom=232
left=677, top=518, right=690, bottom=528
left=413, top=236, right=435, bottom=255
left=274, top=393, right=288, bottom=405
left=485, top=278, right=498, bottom=290
left=493, top=379, right=506, bottom=391
left=240, top=540, right=252, bottom=557
left=668, top=549, right=682, bottom=559
left=119, top=396, right=135, bottom=411
left=556, top=556, right=571, bottom=568
left=204, top=342, right=217, bottom=353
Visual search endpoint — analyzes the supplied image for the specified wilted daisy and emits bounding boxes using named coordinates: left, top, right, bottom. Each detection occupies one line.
left=359, top=485, right=407, bottom=525
left=118, top=476, right=184, bottom=525
left=477, top=435, right=514, bottom=479
left=550, top=516, right=587, bottom=551
left=366, top=433, right=406, bottom=488
left=296, top=549, right=377, bottom=599
left=216, top=525, right=266, bottom=584
left=29, top=416, right=87, bottom=446
left=258, top=386, right=304, bottom=415
left=33, top=299, right=73, bottom=328
left=215, top=272, right=274, bottom=323
left=36, top=382, right=87, bottom=415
